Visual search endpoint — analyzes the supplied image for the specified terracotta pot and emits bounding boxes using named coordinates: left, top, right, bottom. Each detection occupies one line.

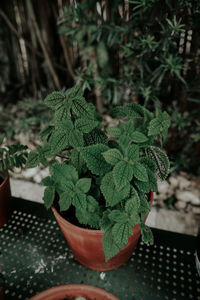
left=29, top=284, right=119, bottom=300
left=52, top=192, right=153, bottom=271
left=0, top=175, right=12, bottom=227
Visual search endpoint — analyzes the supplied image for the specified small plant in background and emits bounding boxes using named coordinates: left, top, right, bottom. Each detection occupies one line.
left=26, top=85, right=170, bottom=261
left=0, top=134, right=27, bottom=178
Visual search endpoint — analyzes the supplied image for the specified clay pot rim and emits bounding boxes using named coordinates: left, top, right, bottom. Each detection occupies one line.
left=52, top=192, right=153, bottom=235
left=0, top=174, right=9, bottom=190
left=29, top=284, right=119, bottom=300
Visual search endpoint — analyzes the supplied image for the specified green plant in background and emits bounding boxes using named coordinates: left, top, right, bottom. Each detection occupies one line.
left=57, top=0, right=188, bottom=109
left=0, top=98, right=52, bottom=139
left=26, top=85, right=170, bottom=261
left=0, top=134, right=27, bottom=177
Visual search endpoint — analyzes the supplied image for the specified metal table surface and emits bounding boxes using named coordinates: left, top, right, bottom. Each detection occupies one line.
left=0, top=198, right=199, bottom=300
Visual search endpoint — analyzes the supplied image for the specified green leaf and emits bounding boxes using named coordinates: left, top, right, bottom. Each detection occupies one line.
left=148, top=110, right=170, bottom=137
left=50, top=162, right=78, bottom=184
left=118, top=135, right=130, bottom=148
left=83, top=128, right=108, bottom=146
left=44, top=91, right=65, bottom=110
left=76, top=178, right=91, bottom=193
left=43, top=186, right=55, bottom=209
left=134, top=179, right=150, bottom=193
left=59, top=180, right=74, bottom=196
left=148, top=170, right=158, bottom=192
left=42, top=176, right=54, bottom=186
left=50, top=130, right=68, bottom=154
left=102, top=228, right=122, bottom=261
left=112, top=222, right=133, bottom=248
left=133, top=162, right=148, bottom=182
left=106, top=127, right=121, bottom=138
left=124, top=103, right=144, bottom=119
left=26, top=152, right=40, bottom=168
left=147, top=146, right=169, bottom=180
left=109, top=210, right=128, bottom=223
left=58, top=119, right=73, bottom=131
left=131, top=131, right=148, bottom=143
left=75, top=118, right=98, bottom=133
left=54, top=106, right=69, bottom=122
left=68, top=130, right=84, bottom=147
left=126, top=144, right=139, bottom=161
left=59, top=192, right=72, bottom=211
left=73, top=192, right=87, bottom=210
left=139, top=157, right=157, bottom=173
left=70, top=149, right=85, bottom=174
left=72, top=97, right=93, bottom=118
left=125, top=198, right=140, bottom=225
left=113, top=161, right=133, bottom=190
left=102, top=149, right=123, bottom=165
left=40, top=126, right=54, bottom=142
left=79, top=144, right=111, bottom=175
left=101, top=172, right=130, bottom=207
left=140, top=223, right=154, bottom=245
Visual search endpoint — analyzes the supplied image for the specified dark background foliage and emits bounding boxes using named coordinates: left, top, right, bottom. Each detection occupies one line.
left=0, top=0, right=200, bottom=175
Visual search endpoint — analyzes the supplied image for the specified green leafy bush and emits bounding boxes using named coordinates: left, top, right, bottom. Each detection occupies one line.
left=0, top=135, right=27, bottom=176
left=26, top=85, right=170, bottom=261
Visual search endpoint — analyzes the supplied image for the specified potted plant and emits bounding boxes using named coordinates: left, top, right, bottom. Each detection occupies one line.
left=26, top=85, right=170, bottom=270
left=0, top=134, right=27, bottom=226
left=29, top=284, right=119, bottom=300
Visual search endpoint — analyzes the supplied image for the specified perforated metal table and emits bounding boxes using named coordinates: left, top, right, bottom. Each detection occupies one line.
left=0, top=198, right=199, bottom=300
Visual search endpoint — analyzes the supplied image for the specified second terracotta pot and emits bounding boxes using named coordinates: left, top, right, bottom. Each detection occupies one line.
left=0, top=175, right=12, bottom=227
left=52, top=192, right=153, bottom=271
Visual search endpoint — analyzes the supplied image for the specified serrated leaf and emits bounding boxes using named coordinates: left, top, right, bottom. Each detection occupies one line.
left=79, top=144, right=111, bottom=175
left=66, top=85, right=83, bottom=99
left=43, top=186, right=55, bottom=209
left=111, top=106, right=127, bottom=118
left=148, top=170, right=158, bottom=192
left=75, top=118, right=98, bottom=133
left=113, top=160, right=133, bottom=190
left=55, top=106, right=68, bottom=122
left=106, top=127, right=121, bottom=138
left=83, top=128, right=108, bottom=146
left=73, top=192, right=87, bottom=210
left=102, top=228, right=122, bottom=261
left=133, top=162, right=148, bottom=182
left=72, top=97, right=93, bottom=118
left=50, top=162, right=78, bottom=184
left=70, top=149, right=85, bottom=174
left=112, top=222, right=133, bottom=248
left=148, top=110, right=170, bottom=137
left=134, top=179, right=150, bottom=193
left=58, top=120, right=73, bottom=131
left=101, top=172, right=130, bottom=207
left=124, top=103, right=144, bottom=119
left=139, top=157, right=157, bottom=173
left=109, top=210, right=128, bottom=223
left=26, top=152, right=40, bottom=168
left=131, top=131, right=148, bottom=143
left=59, top=192, right=72, bottom=211
left=118, top=135, right=131, bottom=148
left=125, top=198, right=140, bottom=225
left=44, top=91, right=65, bottom=110
left=42, top=176, right=54, bottom=186
left=126, top=144, right=139, bottom=161
left=68, top=130, right=84, bottom=147
left=76, top=178, right=91, bottom=193
left=102, top=149, right=123, bottom=165
left=147, top=146, right=169, bottom=180
left=140, top=223, right=154, bottom=245
left=50, top=130, right=68, bottom=154
left=59, top=180, right=74, bottom=196
left=39, top=126, right=54, bottom=142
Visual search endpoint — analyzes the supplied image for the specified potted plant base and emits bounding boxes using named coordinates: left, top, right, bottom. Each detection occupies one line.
left=52, top=192, right=153, bottom=271
left=0, top=175, right=12, bottom=227
left=29, top=284, right=119, bottom=300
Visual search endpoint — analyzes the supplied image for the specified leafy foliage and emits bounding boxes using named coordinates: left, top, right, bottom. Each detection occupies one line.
left=26, top=85, right=170, bottom=261
left=0, top=134, right=27, bottom=175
